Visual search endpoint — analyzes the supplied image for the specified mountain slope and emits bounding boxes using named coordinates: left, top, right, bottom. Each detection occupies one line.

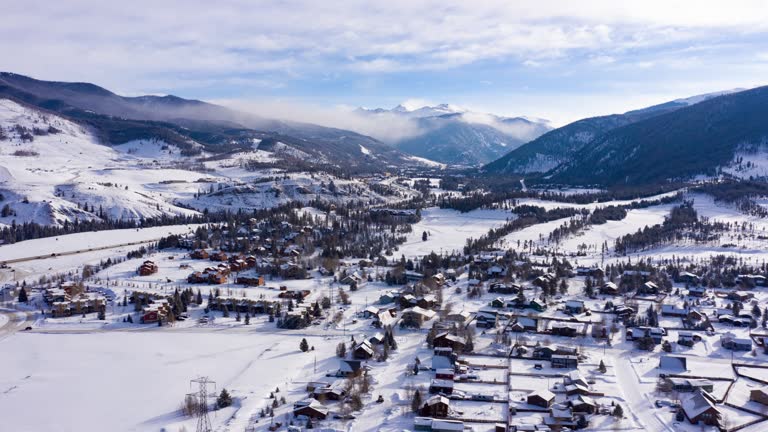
left=358, top=104, right=551, bottom=165
left=483, top=89, right=744, bottom=175
left=549, top=86, right=768, bottom=186
left=0, top=72, right=409, bottom=170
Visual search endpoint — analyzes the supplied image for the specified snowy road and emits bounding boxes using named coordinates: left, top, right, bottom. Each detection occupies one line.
left=613, top=352, right=674, bottom=432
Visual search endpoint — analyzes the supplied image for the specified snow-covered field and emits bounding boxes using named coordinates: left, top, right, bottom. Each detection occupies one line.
left=397, top=207, right=513, bottom=257
left=0, top=331, right=336, bottom=432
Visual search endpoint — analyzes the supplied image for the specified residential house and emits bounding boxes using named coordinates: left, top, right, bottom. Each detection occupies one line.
left=667, top=378, right=714, bottom=393
left=433, top=333, right=467, bottom=352
left=659, top=355, right=687, bottom=372
left=353, top=340, right=374, bottom=360
left=419, top=395, right=450, bottom=418
left=401, top=306, right=437, bottom=328
left=293, top=399, right=329, bottom=420
left=137, top=260, right=158, bottom=276
left=429, top=379, right=454, bottom=395
left=527, top=390, right=555, bottom=408
left=600, top=282, right=619, bottom=296
left=550, top=355, right=578, bottom=369
left=721, top=334, right=752, bottom=351
left=750, top=387, right=768, bottom=405
left=569, top=395, right=596, bottom=414
left=564, top=300, right=585, bottom=314
left=681, top=390, right=720, bottom=427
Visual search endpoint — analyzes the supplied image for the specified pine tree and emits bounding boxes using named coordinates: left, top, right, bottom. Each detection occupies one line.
left=411, top=389, right=422, bottom=413
left=300, top=338, right=309, bottom=352
left=598, top=359, right=607, bottom=373
left=613, top=404, right=624, bottom=418
left=18, top=287, right=28, bottom=303
left=244, top=312, right=250, bottom=325
left=216, top=388, right=233, bottom=409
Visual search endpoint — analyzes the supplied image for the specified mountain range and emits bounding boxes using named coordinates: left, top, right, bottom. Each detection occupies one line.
left=357, top=104, right=552, bottom=165
left=482, top=88, right=767, bottom=186
left=0, top=72, right=412, bottom=170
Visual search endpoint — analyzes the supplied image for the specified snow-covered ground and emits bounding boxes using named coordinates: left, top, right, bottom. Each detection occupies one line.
left=397, top=207, right=514, bottom=257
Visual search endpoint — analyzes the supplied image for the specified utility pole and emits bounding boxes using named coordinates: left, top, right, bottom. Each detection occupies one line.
left=190, top=376, right=216, bottom=432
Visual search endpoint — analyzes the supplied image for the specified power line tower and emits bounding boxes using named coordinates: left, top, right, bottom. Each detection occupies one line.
left=190, top=376, right=216, bottom=432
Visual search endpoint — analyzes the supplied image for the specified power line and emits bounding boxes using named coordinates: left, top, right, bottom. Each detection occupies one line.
left=190, top=376, right=216, bottom=432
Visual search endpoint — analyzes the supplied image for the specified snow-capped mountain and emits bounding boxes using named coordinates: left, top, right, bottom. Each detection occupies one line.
left=484, top=88, right=749, bottom=177
left=0, top=72, right=415, bottom=170
left=0, top=98, right=419, bottom=227
left=357, top=104, right=552, bottom=166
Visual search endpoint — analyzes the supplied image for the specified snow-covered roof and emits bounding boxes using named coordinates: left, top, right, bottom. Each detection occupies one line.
left=682, top=390, right=718, bottom=419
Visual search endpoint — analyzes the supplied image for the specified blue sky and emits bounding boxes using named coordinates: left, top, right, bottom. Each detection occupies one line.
left=3, top=0, right=768, bottom=126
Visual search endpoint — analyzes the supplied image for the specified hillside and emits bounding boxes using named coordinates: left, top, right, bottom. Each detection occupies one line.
left=483, top=89, right=743, bottom=175
left=0, top=98, right=417, bottom=227
left=549, top=86, right=768, bottom=186
left=0, top=72, right=411, bottom=170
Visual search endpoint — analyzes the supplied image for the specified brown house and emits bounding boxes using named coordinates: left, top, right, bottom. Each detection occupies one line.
left=293, top=400, right=328, bottom=420
left=210, top=251, right=228, bottom=261
left=191, top=249, right=209, bottom=259
left=750, top=388, right=768, bottom=405
left=433, top=333, right=467, bottom=352
left=419, top=395, right=450, bottom=418
left=527, top=390, right=555, bottom=408
left=137, top=261, right=158, bottom=276
left=682, top=390, right=721, bottom=427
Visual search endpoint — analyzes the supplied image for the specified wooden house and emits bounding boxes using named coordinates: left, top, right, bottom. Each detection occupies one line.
left=137, top=260, right=158, bottom=276
left=419, top=395, right=450, bottom=418
left=681, top=390, right=720, bottom=427
left=527, top=390, right=555, bottom=408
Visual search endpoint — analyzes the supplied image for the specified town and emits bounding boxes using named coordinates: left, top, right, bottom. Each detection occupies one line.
left=4, top=176, right=768, bottom=432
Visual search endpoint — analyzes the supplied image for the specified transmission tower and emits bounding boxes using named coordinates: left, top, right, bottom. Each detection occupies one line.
left=190, top=376, right=216, bottom=432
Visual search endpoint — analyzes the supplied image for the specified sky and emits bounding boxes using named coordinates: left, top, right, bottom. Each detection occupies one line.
left=2, top=1, right=768, bottom=126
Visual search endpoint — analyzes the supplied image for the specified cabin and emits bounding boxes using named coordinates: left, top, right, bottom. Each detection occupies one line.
left=514, top=317, right=538, bottom=332
left=533, top=274, right=555, bottom=289
left=429, top=379, right=454, bottom=395
left=638, top=281, right=660, bottom=295
left=721, top=334, right=752, bottom=351
left=419, top=395, right=450, bottom=418
left=405, top=271, right=425, bottom=282
left=659, top=355, right=687, bottom=372
left=667, top=378, right=714, bottom=393
left=210, top=251, right=228, bottom=261
left=533, top=346, right=556, bottom=360
left=550, top=323, right=583, bottom=338
left=490, top=283, right=520, bottom=295
left=576, top=266, right=604, bottom=278
left=564, top=300, right=585, bottom=314
left=681, top=390, right=720, bottom=427
left=190, top=249, right=209, bottom=259
left=677, top=331, right=701, bottom=347
left=688, top=286, right=707, bottom=297
left=353, top=340, right=374, bottom=359
left=433, top=333, right=467, bottom=352
left=236, top=275, right=264, bottom=286
left=293, top=399, right=329, bottom=420
left=678, top=272, right=700, bottom=285
left=600, top=282, right=619, bottom=296
left=414, top=418, right=465, bottom=432
left=401, top=306, right=436, bottom=328
left=527, top=390, right=555, bottom=408
left=550, top=355, right=578, bottom=369
left=137, top=260, right=158, bottom=276
left=661, top=303, right=688, bottom=317
left=336, top=359, right=363, bottom=377
left=569, top=395, right=596, bottom=414
left=727, top=291, right=754, bottom=302
left=750, top=387, right=768, bottom=405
